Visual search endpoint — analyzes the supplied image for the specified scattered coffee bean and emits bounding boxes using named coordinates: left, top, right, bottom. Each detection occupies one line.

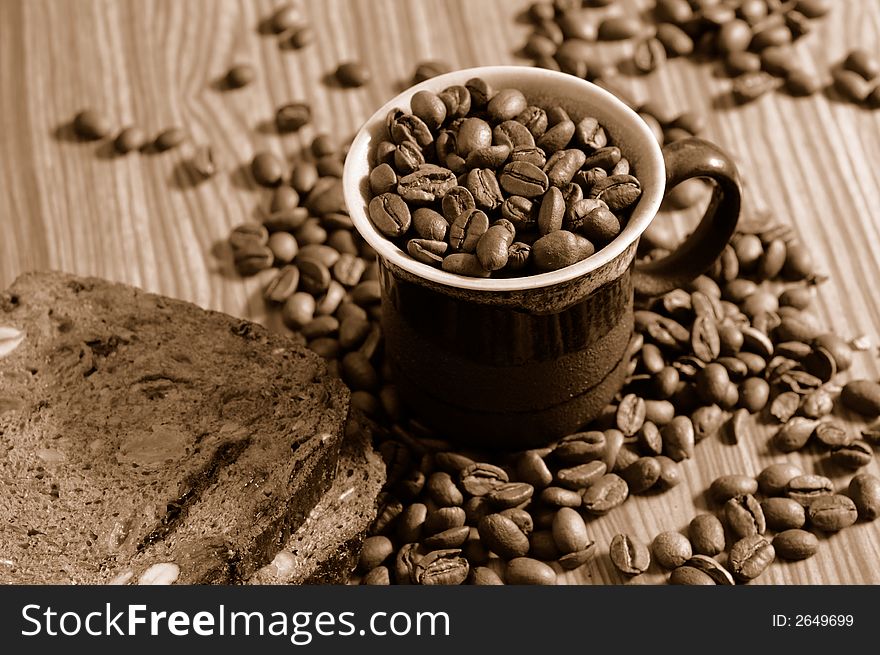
left=609, top=533, right=650, bottom=576
left=848, top=473, right=880, bottom=521
left=728, top=534, right=775, bottom=582
left=154, top=127, right=187, bottom=151
left=335, top=61, right=371, bottom=87
left=807, top=494, right=858, bottom=531
left=73, top=109, right=112, bottom=140
left=651, top=532, right=692, bottom=569
left=773, top=529, right=819, bottom=560
left=113, top=126, right=145, bottom=154
left=226, top=63, right=255, bottom=88
left=688, top=514, right=726, bottom=556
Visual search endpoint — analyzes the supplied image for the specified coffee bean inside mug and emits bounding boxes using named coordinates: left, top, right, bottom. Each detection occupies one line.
left=365, top=81, right=643, bottom=278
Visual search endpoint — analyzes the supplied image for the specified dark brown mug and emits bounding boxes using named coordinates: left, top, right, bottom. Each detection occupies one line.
left=344, top=66, right=741, bottom=449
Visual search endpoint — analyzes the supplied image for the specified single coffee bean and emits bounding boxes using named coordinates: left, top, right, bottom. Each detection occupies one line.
left=488, top=88, right=528, bottom=122
left=651, top=532, right=692, bottom=569
left=637, top=421, right=662, bottom=456
left=769, top=391, right=800, bottom=423
left=442, top=253, right=490, bottom=278
left=540, top=486, right=584, bottom=508
left=505, top=557, right=556, bottom=585
left=459, top=463, right=509, bottom=496
left=598, top=16, right=641, bottom=41
left=616, top=394, right=646, bottom=437
left=833, top=67, right=872, bottom=103
left=808, top=494, right=858, bottom=531
left=609, top=534, right=650, bottom=575
left=487, top=482, right=535, bottom=509
left=538, top=187, right=566, bottom=235
left=426, top=471, right=464, bottom=507
left=499, top=161, right=549, bottom=198
left=801, top=388, right=835, bottom=419
left=849, top=474, right=880, bottom=521
left=786, top=474, right=834, bottom=506
left=465, top=168, right=505, bottom=210
left=516, top=451, right=553, bottom=489
left=478, top=514, right=530, bottom=560
left=558, top=545, right=596, bottom=571
left=362, top=566, right=391, bottom=585
left=762, top=497, right=806, bottom=531
left=656, top=22, right=694, bottom=57
left=545, top=148, right=587, bottom=188
left=841, top=380, right=880, bottom=416
left=437, top=85, right=471, bottom=120
left=414, top=60, right=452, bottom=83
left=532, top=230, right=595, bottom=271
left=252, top=152, right=284, bottom=187
left=113, top=126, right=145, bottom=154
left=773, top=529, right=819, bottom=561
left=575, top=116, right=607, bottom=150
left=602, top=429, right=626, bottom=472
left=582, top=474, right=628, bottom=515
left=633, top=37, right=667, bottom=74
left=423, top=507, right=466, bottom=536
left=387, top=109, right=433, bottom=147
left=449, top=208, right=490, bottom=253
left=409, top=92, right=447, bottom=129
left=407, top=239, right=447, bottom=265
left=843, top=49, right=880, bottom=81
left=655, top=455, right=682, bottom=490
left=281, top=292, right=316, bottom=329
left=494, top=120, right=536, bottom=150
left=359, top=536, right=394, bottom=572
left=226, top=63, right=255, bottom=88
left=588, top=174, right=642, bottom=211
left=264, top=265, right=301, bottom=303
left=234, top=241, right=275, bottom=276
left=728, top=535, right=775, bottom=582
left=369, top=163, right=398, bottom=195
left=710, top=475, right=758, bottom=504
left=536, top=119, right=575, bottom=153
left=154, top=127, right=187, bottom=151
left=691, top=404, right=725, bottom=443
left=732, top=71, right=780, bottom=103
left=695, top=363, right=731, bottom=406
left=774, top=417, right=818, bottom=452
left=73, top=109, right=112, bottom=140
left=556, top=460, right=607, bottom=490
left=267, top=231, right=298, bottom=264
left=661, top=416, right=695, bottom=461
left=621, top=457, right=661, bottom=494
left=422, top=526, right=470, bottom=550
left=830, top=440, right=873, bottom=470
left=552, top=507, right=590, bottom=554
left=669, top=566, right=715, bottom=585
left=812, top=421, right=851, bottom=448
left=724, top=494, right=766, bottom=539
left=369, top=193, right=411, bottom=237
left=335, top=61, right=373, bottom=87
left=688, top=514, right=725, bottom=556
left=414, top=549, right=469, bottom=585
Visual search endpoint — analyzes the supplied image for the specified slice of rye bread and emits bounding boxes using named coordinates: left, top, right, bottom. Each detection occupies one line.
left=248, top=413, right=385, bottom=585
left=0, top=271, right=349, bottom=584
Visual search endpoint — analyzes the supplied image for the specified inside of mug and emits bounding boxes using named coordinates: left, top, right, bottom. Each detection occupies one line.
left=344, top=65, right=666, bottom=292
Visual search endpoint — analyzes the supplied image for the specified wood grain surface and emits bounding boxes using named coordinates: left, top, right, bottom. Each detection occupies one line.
left=1, top=0, right=879, bottom=584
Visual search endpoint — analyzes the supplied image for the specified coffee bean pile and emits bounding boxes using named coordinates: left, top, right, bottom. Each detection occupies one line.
left=519, top=1, right=877, bottom=106
left=367, top=84, right=646, bottom=277
left=342, top=215, right=880, bottom=585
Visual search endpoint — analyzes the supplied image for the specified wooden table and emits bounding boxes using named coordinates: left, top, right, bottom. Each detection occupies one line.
left=1, top=0, right=879, bottom=584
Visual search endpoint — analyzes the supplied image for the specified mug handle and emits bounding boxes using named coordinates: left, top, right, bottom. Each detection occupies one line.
left=632, top=137, right=742, bottom=297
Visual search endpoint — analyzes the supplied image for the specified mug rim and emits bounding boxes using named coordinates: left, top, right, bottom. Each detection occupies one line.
left=343, top=65, right=665, bottom=292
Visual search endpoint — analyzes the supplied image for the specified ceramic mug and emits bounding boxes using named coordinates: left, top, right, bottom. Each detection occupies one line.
left=343, top=66, right=741, bottom=449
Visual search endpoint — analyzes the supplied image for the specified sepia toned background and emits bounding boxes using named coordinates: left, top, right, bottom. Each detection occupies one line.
left=0, top=0, right=879, bottom=583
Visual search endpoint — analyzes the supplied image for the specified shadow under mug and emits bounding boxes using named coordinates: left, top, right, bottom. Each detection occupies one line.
left=344, top=66, right=741, bottom=449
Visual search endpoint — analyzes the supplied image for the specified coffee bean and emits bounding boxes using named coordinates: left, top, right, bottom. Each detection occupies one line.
left=830, top=440, right=873, bottom=470
left=688, top=514, right=725, bottom=556
left=497, top=161, right=549, bottom=198
left=691, top=404, right=725, bottom=443
left=728, top=534, right=775, bottom=582
left=369, top=193, right=411, bottom=237
left=841, top=380, right=880, bottom=416
left=488, top=89, right=528, bottom=122
left=657, top=22, right=695, bottom=57
left=335, top=61, right=370, bottom=87
left=423, top=507, right=466, bottom=536
left=598, top=16, right=641, bottom=41
left=621, top=457, right=661, bottom=494
left=414, top=549, right=469, bottom=585
left=506, top=557, right=556, bottom=585
left=669, top=566, right=715, bottom=585
left=552, top=507, right=590, bottom=554
left=226, top=63, right=255, bottom=88
left=73, top=107, right=113, bottom=140
left=459, top=463, right=509, bottom=496
left=710, top=475, right=758, bottom=504
left=661, top=416, right=695, bottom=461
left=808, top=494, right=858, bottom=531
left=774, top=417, right=818, bottom=452
left=651, top=532, right=692, bottom=569
left=113, top=126, right=145, bottom=154
left=582, top=474, right=628, bottom=515
left=426, top=472, right=464, bottom=507
left=725, top=494, right=766, bottom=539
left=540, top=486, right=584, bottom=508
left=470, top=566, right=504, bottom=585
left=463, top=168, right=504, bottom=210
left=442, top=253, right=490, bottom=277
left=478, top=514, right=530, bottom=560
left=733, top=71, right=780, bottom=103
left=251, top=152, right=284, bottom=187
left=833, top=67, right=872, bottom=103
left=532, top=230, right=595, bottom=271
left=843, top=49, right=880, bottom=81
left=281, top=292, right=316, bottom=329
left=849, top=474, right=880, bottom=521
left=786, top=474, right=834, bottom=506
left=634, top=37, right=667, bottom=74
left=450, top=208, right=490, bottom=253
left=762, top=497, right=807, bottom=531
left=154, top=127, right=186, bottom=151
left=609, top=534, right=650, bottom=575
left=515, top=451, right=553, bottom=489
left=773, top=529, right=819, bottom=561
left=536, top=119, right=575, bottom=153
left=487, top=482, right=535, bottom=509
left=414, top=60, right=452, bottom=83
left=359, top=536, right=394, bottom=572
left=557, top=461, right=607, bottom=490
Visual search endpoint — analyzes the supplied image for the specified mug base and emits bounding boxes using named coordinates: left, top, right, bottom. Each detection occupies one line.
left=391, top=351, right=629, bottom=450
